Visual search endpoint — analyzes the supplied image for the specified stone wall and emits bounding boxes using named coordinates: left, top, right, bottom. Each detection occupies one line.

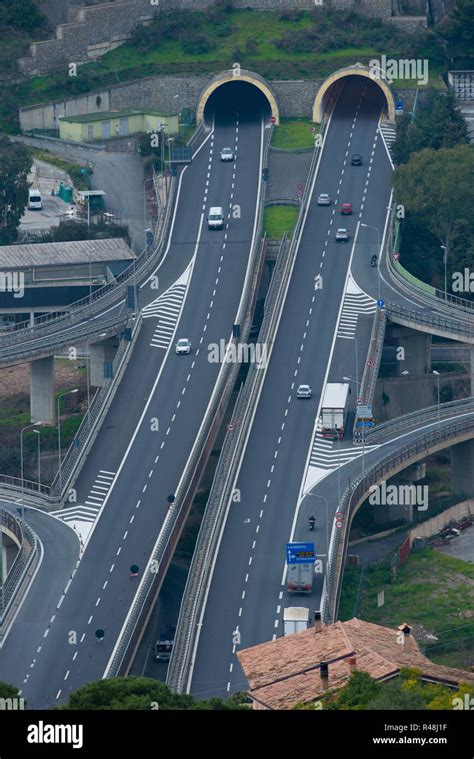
left=19, top=0, right=417, bottom=77
left=20, top=70, right=424, bottom=132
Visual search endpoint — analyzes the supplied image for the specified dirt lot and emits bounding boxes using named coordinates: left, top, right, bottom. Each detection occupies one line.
left=0, top=358, right=86, bottom=398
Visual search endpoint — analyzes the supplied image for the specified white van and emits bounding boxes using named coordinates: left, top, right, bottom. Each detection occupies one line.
left=208, top=206, right=224, bottom=230
left=28, top=189, right=42, bottom=210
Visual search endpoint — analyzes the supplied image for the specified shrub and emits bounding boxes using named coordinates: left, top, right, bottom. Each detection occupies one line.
left=181, top=32, right=214, bottom=55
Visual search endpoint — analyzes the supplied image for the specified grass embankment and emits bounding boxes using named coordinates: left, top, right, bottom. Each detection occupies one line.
left=263, top=205, right=299, bottom=240
left=340, top=548, right=474, bottom=670
left=272, top=119, right=317, bottom=150
left=0, top=8, right=445, bottom=132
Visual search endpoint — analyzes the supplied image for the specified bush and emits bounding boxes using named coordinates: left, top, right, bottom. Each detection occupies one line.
left=245, top=38, right=258, bottom=56
left=181, top=31, right=214, bottom=55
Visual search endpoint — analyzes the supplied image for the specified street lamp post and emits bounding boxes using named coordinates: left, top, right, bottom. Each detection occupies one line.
left=433, top=370, right=440, bottom=424
left=20, top=422, right=42, bottom=522
left=57, top=389, right=79, bottom=491
left=361, top=223, right=381, bottom=302
left=33, top=428, right=41, bottom=493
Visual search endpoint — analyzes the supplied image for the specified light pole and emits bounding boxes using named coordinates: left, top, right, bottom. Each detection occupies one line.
left=20, top=422, right=42, bottom=523
left=433, top=370, right=440, bottom=424
left=33, top=428, right=41, bottom=493
left=361, top=223, right=381, bottom=302
left=57, top=389, right=78, bottom=491
left=440, top=245, right=447, bottom=300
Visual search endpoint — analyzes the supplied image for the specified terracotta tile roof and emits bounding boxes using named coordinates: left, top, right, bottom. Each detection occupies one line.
left=237, top=618, right=474, bottom=710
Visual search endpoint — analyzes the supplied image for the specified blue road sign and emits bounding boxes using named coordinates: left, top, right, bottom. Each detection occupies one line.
left=377, top=299, right=385, bottom=309
left=356, top=421, right=375, bottom=428
left=286, top=542, right=315, bottom=564
left=396, top=100, right=404, bottom=109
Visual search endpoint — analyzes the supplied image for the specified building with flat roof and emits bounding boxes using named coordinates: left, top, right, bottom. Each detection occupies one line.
left=59, top=109, right=179, bottom=143
left=0, top=238, right=134, bottom=327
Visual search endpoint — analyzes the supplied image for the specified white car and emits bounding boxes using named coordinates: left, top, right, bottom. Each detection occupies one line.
left=297, top=384, right=312, bottom=399
left=220, top=147, right=234, bottom=162
left=336, top=228, right=349, bottom=242
left=317, top=193, right=331, bottom=205
left=175, top=338, right=191, bottom=355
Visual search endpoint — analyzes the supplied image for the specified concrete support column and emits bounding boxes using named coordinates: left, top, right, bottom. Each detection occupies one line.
left=470, top=346, right=474, bottom=396
left=90, top=338, right=117, bottom=388
left=30, top=356, right=55, bottom=424
left=389, top=326, right=432, bottom=376
left=451, top=440, right=474, bottom=496
left=29, top=311, right=35, bottom=328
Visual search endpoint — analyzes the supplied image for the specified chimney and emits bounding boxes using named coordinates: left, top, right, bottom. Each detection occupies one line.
left=398, top=623, right=411, bottom=637
left=314, top=611, right=322, bottom=633
left=348, top=656, right=357, bottom=674
left=320, top=661, right=329, bottom=690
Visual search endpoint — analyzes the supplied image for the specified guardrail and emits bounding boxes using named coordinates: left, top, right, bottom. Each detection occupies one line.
left=167, top=110, right=330, bottom=692
left=322, top=415, right=474, bottom=624
left=0, top=509, right=39, bottom=631
left=353, top=308, right=386, bottom=444
left=364, top=396, right=474, bottom=444
left=386, top=302, right=474, bottom=340
left=386, top=218, right=474, bottom=316
left=104, top=125, right=275, bottom=680
left=265, top=198, right=301, bottom=207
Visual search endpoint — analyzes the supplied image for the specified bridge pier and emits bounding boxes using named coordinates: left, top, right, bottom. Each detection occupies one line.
left=30, top=356, right=55, bottom=424
left=451, top=440, right=474, bottom=496
left=90, top=338, right=117, bottom=387
left=389, top=325, right=432, bottom=376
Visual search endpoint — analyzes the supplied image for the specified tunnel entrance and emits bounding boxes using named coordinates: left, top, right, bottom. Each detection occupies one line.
left=198, top=72, right=277, bottom=127
left=313, top=68, right=396, bottom=123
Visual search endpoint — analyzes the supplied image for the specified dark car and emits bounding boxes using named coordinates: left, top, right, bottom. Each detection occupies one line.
left=351, top=154, right=362, bottom=166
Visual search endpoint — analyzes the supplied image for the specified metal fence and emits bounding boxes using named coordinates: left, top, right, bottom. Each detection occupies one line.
left=322, top=416, right=474, bottom=624
left=353, top=308, right=386, bottom=444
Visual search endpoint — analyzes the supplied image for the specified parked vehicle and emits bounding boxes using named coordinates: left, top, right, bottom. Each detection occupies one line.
left=321, top=382, right=350, bottom=439
left=28, top=189, right=42, bottom=210
left=283, top=607, right=310, bottom=636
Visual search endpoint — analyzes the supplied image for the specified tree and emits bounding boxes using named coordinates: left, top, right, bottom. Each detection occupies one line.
left=0, top=137, right=32, bottom=244
left=0, top=680, right=22, bottom=699
left=323, top=671, right=381, bottom=710
left=392, top=92, right=469, bottom=165
left=393, top=144, right=474, bottom=278
left=438, top=0, right=474, bottom=65
left=366, top=680, right=425, bottom=710
left=61, top=677, right=248, bottom=710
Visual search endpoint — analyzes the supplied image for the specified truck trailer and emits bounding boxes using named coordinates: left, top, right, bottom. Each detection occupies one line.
left=283, top=607, right=310, bottom=636
left=320, top=382, right=350, bottom=439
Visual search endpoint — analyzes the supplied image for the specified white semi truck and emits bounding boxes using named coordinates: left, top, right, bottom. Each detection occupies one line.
left=321, top=382, right=350, bottom=439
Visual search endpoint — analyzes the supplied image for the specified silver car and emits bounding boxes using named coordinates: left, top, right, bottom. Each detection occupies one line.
left=297, top=384, right=312, bottom=399
left=175, top=338, right=191, bottom=355
left=317, top=193, right=331, bottom=205
left=336, top=228, right=349, bottom=242
left=220, top=147, right=234, bottom=162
